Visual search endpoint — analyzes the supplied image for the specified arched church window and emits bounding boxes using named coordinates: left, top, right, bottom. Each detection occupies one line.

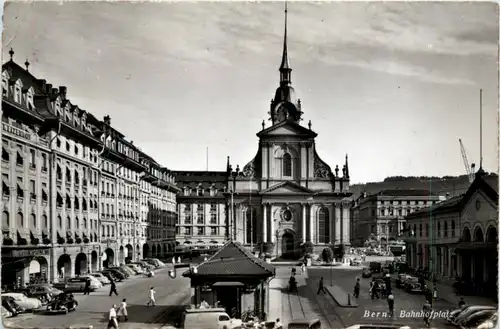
left=245, top=208, right=258, bottom=245
left=283, top=153, right=292, bottom=177
left=318, top=207, right=330, bottom=244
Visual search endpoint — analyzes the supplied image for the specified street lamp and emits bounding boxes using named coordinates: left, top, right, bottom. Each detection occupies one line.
left=228, top=165, right=239, bottom=241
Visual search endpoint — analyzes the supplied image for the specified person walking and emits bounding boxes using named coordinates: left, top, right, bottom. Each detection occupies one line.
left=83, top=278, right=91, bottom=295
left=117, top=298, right=128, bottom=322
left=109, top=278, right=119, bottom=296
left=147, top=286, right=156, bottom=307
left=387, top=293, right=394, bottom=317
left=422, top=299, right=432, bottom=327
left=274, top=318, right=282, bottom=329
left=107, top=304, right=119, bottom=329
left=353, top=278, right=360, bottom=298
left=301, top=263, right=305, bottom=274
left=317, top=277, right=326, bottom=295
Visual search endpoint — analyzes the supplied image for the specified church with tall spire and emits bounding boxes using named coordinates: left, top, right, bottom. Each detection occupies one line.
left=226, top=4, right=353, bottom=256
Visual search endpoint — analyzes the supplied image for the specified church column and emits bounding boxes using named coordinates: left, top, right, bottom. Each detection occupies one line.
left=268, top=143, right=273, bottom=178
left=261, top=142, right=268, bottom=179
left=270, top=204, right=275, bottom=244
left=329, top=204, right=334, bottom=244
left=342, top=202, right=350, bottom=244
left=300, top=142, right=307, bottom=180
left=334, top=203, right=341, bottom=244
left=301, top=203, right=306, bottom=242
left=262, top=203, right=268, bottom=243
left=309, top=204, right=314, bottom=243
left=307, top=143, right=314, bottom=178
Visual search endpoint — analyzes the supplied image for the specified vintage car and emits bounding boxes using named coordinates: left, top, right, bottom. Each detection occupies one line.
left=2, top=292, right=43, bottom=311
left=450, top=306, right=497, bottom=326
left=89, top=273, right=110, bottom=285
left=53, top=277, right=101, bottom=293
left=403, top=277, right=424, bottom=294
left=458, top=309, right=497, bottom=329
left=361, top=268, right=373, bottom=278
left=2, top=295, right=26, bottom=316
left=1, top=306, right=12, bottom=318
left=396, top=274, right=413, bottom=288
left=46, top=293, right=78, bottom=314
left=26, top=284, right=63, bottom=303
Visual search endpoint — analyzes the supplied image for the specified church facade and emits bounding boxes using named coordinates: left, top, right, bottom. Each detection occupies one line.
left=224, top=8, right=353, bottom=256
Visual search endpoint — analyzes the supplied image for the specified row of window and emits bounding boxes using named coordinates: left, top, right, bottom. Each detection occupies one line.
left=1, top=210, right=98, bottom=231
left=177, top=226, right=222, bottom=236
left=410, top=220, right=457, bottom=238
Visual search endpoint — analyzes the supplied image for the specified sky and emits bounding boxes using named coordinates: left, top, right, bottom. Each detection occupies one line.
left=2, top=1, right=498, bottom=184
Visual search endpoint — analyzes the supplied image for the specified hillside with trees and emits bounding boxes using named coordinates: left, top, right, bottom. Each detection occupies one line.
left=350, top=173, right=498, bottom=199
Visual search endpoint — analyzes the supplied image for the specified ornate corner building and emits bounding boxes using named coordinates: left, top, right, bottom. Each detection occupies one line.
left=1, top=50, right=179, bottom=287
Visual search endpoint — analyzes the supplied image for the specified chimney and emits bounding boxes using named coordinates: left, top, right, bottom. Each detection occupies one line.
left=52, top=88, right=58, bottom=95
left=103, top=115, right=111, bottom=125
left=45, top=84, right=53, bottom=95
left=59, top=86, right=67, bottom=100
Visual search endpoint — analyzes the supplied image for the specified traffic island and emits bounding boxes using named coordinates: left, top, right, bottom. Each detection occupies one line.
left=325, top=285, right=358, bottom=308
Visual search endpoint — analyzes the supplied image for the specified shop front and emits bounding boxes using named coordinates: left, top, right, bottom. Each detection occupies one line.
left=1, top=246, right=51, bottom=289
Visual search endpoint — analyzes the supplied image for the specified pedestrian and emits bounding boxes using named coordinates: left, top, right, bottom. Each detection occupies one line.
left=117, top=298, right=128, bottom=322
left=370, top=280, right=379, bottom=300
left=317, top=277, right=326, bottom=295
left=109, top=278, right=119, bottom=296
left=458, top=297, right=466, bottom=309
left=433, top=286, right=438, bottom=300
left=107, top=304, right=119, bottom=329
left=301, top=263, right=305, bottom=274
left=147, top=286, right=156, bottom=307
left=387, top=293, right=394, bottom=317
left=353, top=278, right=360, bottom=298
left=200, top=299, right=209, bottom=309
left=84, top=278, right=91, bottom=295
left=422, top=299, right=432, bottom=327
left=274, top=318, right=282, bottom=329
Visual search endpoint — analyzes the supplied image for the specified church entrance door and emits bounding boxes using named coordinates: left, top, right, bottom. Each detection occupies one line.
left=282, top=232, right=295, bottom=255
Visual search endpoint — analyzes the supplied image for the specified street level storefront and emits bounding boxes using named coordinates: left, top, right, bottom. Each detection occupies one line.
left=404, top=171, right=498, bottom=299
left=182, top=241, right=275, bottom=319
left=1, top=246, right=51, bottom=288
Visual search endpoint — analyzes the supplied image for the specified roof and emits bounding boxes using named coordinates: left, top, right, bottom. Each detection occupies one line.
left=377, top=189, right=435, bottom=197
left=259, top=181, right=315, bottom=194
left=406, top=172, right=498, bottom=219
left=182, top=241, right=275, bottom=278
left=256, top=119, right=317, bottom=138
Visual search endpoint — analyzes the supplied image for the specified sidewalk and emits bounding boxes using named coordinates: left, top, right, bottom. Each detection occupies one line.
left=424, top=279, right=497, bottom=307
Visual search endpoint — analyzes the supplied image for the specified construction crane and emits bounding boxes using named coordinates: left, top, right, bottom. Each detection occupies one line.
left=459, top=138, right=476, bottom=183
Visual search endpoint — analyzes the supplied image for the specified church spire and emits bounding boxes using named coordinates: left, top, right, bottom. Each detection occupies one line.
left=279, top=1, right=292, bottom=85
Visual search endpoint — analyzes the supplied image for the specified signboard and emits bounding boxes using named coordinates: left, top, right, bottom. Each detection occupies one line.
left=11, top=248, right=50, bottom=258
left=2, top=123, right=32, bottom=141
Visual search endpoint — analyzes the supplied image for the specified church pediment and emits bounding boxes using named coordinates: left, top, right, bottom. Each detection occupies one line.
left=260, top=181, right=315, bottom=194
left=257, top=120, right=317, bottom=138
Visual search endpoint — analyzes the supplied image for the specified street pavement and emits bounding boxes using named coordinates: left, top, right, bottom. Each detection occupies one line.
left=307, top=267, right=456, bottom=328
left=4, top=266, right=191, bottom=329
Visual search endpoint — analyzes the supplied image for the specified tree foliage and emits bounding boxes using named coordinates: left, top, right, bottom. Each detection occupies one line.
left=321, top=247, right=334, bottom=263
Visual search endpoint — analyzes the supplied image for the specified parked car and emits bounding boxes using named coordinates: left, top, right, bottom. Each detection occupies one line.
left=396, top=274, right=412, bottom=289
left=369, top=262, right=381, bottom=273
left=126, top=264, right=144, bottom=274
left=361, top=268, right=372, bottom=278
left=102, top=268, right=126, bottom=281
left=77, top=275, right=103, bottom=289
left=2, top=293, right=43, bottom=311
left=143, top=258, right=162, bottom=268
left=46, top=292, right=78, bottom=314
left=118, top=265, right=135, bottom=276
left=26, top=284, right=63, bottom=303
left=110, top=267, right=130, bottom=278
left=1, top=306, right=12, bottom=318
left=89, top=273, right=110, bottom=285
left=54, top=277, right=100, bottom=293
left=451, top=306, right=497, bottom=326
left=99, top=271, right=119, bottom=282
left=136, top=261, right=155, bottom=271
left=2, top=296, right=25, bottom=316
left=477, top=312, right=497, bottom=329
left=459, top=309, right=497, bottom=328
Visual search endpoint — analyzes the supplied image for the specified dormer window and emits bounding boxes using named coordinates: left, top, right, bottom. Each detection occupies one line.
left=14, top=80, right=22, bottom=103
left=2, top=71, right=9, bottom=97
left=197, top=188, right=203, bottom=196
left=54, top=98, right=61, bottom=116
left=26, top=88, right=35, bottom=110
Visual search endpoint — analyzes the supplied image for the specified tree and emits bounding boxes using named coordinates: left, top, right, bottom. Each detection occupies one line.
left=322, top=247, right=333, bottom=263
left=301, top=242, right=314, bottom=255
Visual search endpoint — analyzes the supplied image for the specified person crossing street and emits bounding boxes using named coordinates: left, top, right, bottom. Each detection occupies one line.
left=109, top=278, right=119, bottom=296
left=146, top=286, right=156, bottom=307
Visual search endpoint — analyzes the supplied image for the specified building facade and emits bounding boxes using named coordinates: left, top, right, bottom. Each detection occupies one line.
left=1, top=51, right=178, bottom=287
left=173, top=170, right=229, bottom=248
left=226, top=10, right=352, bottom=256
left=403, top=171, right=498, bottom=298
left=350, top=190, right=444, bottom=247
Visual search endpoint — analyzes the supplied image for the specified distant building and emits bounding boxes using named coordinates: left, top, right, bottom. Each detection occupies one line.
left=350, top=189, right=444, bottom=248
left=403, top=171, right=498, bottom=298
left=173, top=170, right=229, bottom=249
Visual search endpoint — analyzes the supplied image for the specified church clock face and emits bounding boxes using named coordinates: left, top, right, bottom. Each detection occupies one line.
left=283, top=210, right=292, bottom=222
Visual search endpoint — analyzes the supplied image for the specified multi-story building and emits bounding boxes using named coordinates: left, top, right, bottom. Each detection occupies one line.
left=1, top=50, right=103, bottom=285
left=350, top=189, right=444, bottom=247
left=403, top=171, right=498, bottom=299
left=173, top=169, right=229, bottom=249
left=1, top=51, right=178, bottom=287
left=140, top=154, right=179, bottom=258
